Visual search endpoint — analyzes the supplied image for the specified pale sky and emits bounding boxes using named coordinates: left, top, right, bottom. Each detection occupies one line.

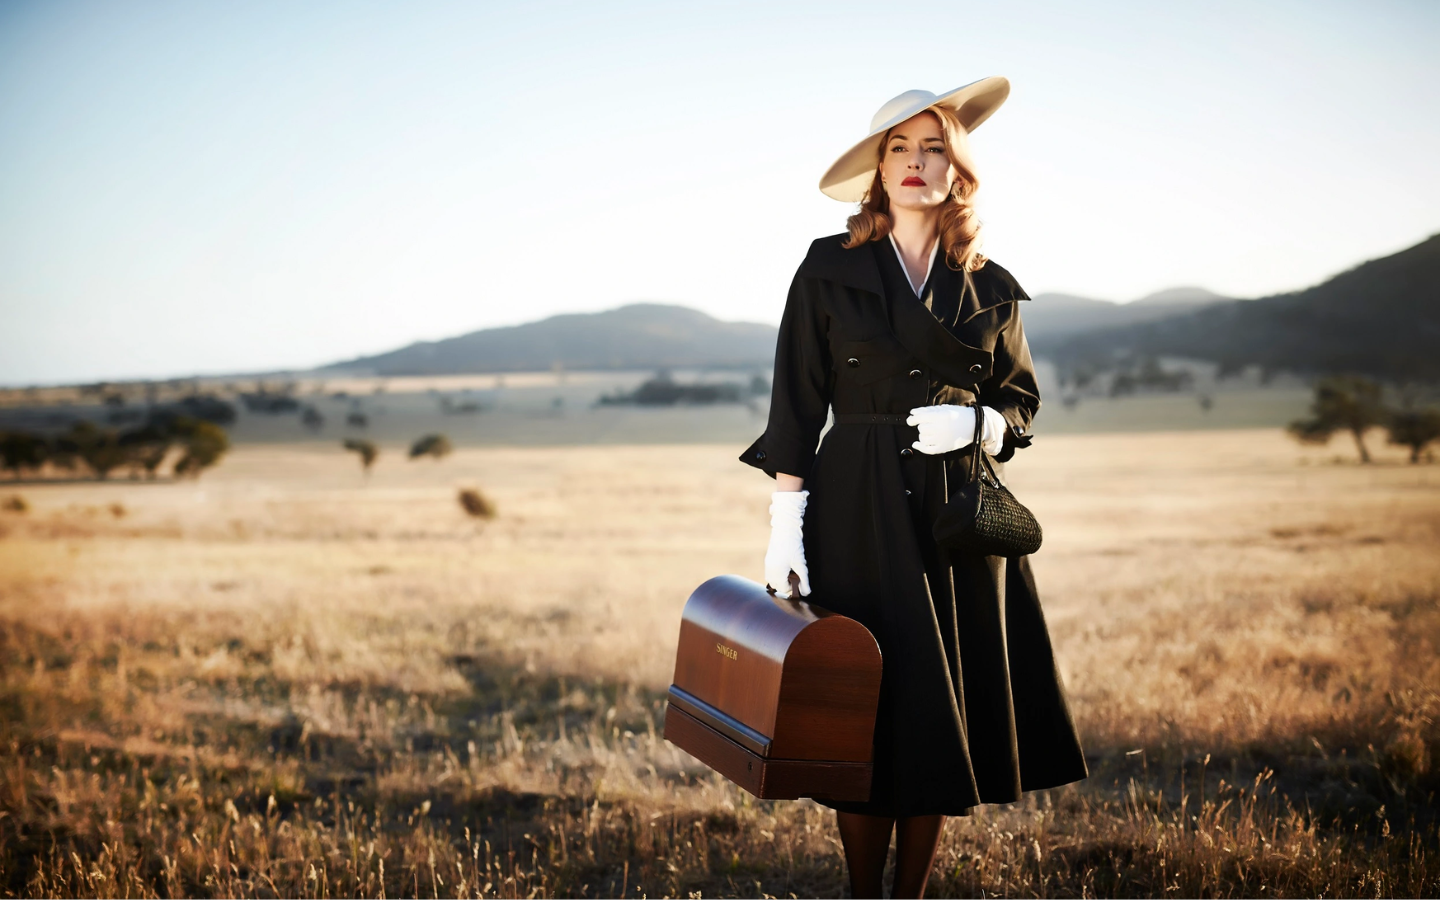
left=1, top=0, right=1436, bottom=385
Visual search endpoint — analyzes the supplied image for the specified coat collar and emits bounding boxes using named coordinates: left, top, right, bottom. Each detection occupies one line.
left=797, top=233, right=884, bottom=296
left=797, top=232, right=1027, bottom=324
left=799, top=233, right=1020, bottom=386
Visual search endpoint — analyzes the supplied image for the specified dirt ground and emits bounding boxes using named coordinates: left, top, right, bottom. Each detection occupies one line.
left=1, top=429, right=1437, bottom=897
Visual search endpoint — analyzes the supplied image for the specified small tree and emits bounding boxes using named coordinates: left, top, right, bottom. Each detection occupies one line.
left=343, top=438, right=379, bottom=475
left=409, top=434, right=453, bottom=461
left=1286, top=376, right=1388, bottom=463
left=1387, top=408, right=1440, bottom=463
left=172, top=418, right=230, bottom=478
left=119, top=422, right=173, bottom=480
left=0, top=432, right=49, bottom=479
left=66, top=421, right=129, bottom=480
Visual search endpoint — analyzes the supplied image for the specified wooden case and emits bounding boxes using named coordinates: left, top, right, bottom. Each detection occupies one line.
left=663, top=575, right=883, bottom=801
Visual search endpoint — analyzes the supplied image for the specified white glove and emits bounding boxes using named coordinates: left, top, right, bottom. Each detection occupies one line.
left=906, top=405, right=1007, bottom=457
left=765, top=490, right=811, bottom=598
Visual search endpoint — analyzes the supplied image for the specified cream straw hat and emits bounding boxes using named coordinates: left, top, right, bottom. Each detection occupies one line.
left=818, top=77, right=1010, bottom=202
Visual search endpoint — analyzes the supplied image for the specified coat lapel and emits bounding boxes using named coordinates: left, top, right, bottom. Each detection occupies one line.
left=886, top=253, right=995, bottom=386
left=799, top=233, right=1024, bottom=386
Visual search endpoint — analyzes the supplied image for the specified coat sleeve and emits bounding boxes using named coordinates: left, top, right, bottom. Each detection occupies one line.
left=739, top=273, right=833, bottom=479
left=980, top=300, right=1040, bottom=463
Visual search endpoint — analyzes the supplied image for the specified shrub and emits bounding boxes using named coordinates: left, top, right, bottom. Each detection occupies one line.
left=239, top=390, right=300, bottom=414
left=409, top=434, right=453, bottom=461
left=168, top=394, right=238, bottom=425
left=172, top=419, right=230, bottom=478
left=457, top=487, right=496, bottom=519
left=118, top=422, right=173, bottom=479
left=343, top=439, right=379, bottom=474
left=1, top=495, right=26, bottom=513
left=65, top=421, right=129, bottom=480
left=1387, top=408, right=1440, bottom=463
left=0, top=432, right=49, bottom=477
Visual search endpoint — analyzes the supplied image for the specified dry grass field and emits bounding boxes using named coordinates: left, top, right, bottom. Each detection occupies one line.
left=1, top=430, right=1437, bottom=898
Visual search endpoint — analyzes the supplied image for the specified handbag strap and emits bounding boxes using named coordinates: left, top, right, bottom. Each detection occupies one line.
left=967, top=401, right=985, bottom=484
left=965, top=402, right=1003, bottom=488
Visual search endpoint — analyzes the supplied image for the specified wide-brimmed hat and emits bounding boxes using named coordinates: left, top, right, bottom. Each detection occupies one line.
left=818, top=77, right=1010, bottom=202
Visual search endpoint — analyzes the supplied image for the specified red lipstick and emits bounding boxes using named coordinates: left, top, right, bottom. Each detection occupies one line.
left=901, top=176, right=926, bottom=187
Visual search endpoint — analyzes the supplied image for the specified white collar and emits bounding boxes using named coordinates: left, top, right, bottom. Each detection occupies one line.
left=888, top=233, right=940, bottom=298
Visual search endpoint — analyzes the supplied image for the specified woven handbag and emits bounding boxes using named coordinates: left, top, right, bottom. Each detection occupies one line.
left=931, top=403, right=1043, bottom=557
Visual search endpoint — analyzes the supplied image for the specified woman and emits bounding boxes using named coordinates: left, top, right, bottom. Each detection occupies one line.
left=740, top=78, right=1088, bottom=898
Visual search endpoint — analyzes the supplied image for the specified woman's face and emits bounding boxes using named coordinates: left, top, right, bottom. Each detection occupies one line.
left=879, top=111, right=956, bottom=212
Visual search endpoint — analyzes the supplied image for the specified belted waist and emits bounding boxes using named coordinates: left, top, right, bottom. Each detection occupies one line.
left=833, top=413, right=911, bottom=425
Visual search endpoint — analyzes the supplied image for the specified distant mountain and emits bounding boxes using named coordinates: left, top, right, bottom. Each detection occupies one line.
left=1133, top=287, right=1227, bottom=307
left=318, top=234, right=1440, bottom=382
left=322, top=303, right=778, bottom=375
left=1023, top=287, right=1230, bottom=352
left=1050, top=234, right=1440, bottom=381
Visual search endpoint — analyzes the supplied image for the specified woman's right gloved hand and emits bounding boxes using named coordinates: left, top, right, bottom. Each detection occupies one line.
left=765, top=490, right=811, bottom=598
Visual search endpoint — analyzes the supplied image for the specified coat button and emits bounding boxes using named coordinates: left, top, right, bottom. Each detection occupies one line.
left=755, top=449, right=767, bottom=461
left=908, top=369, right=922, bottom=379
left=900, top=448, right=913, bottom=458
left=969, top=363, right=983, bottom=374
left=847, top=357, right=861, bottom=368
left=904, top=489, right=912, bottom=496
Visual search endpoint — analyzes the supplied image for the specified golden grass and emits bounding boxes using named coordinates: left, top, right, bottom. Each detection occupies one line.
left=1, top=430, right=1437, bottom=897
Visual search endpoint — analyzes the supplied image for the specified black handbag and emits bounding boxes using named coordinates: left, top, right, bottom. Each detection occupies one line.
left=931, top=403, right=1043, bottom=557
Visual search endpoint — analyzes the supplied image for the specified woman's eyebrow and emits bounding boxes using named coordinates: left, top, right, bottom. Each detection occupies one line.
left=921, top=137, right=944, bottom=144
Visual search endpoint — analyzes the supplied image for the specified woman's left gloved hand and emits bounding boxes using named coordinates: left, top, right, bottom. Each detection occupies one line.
left=906, top=404, right=1007, bottom=456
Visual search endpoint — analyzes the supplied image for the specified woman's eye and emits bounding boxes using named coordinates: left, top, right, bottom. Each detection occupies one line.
left=926, top=146, right=945, bottom=153
left=889, top=145, right=906, bottom=153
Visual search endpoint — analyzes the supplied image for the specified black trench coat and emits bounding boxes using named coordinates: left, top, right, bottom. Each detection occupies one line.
left=740, top=233, right=1088, bottom=818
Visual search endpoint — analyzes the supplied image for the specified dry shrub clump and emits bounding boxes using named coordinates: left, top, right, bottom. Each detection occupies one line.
left=0, top=432, right=1438, bottom=898
left=458, top=487, right=498, bottom=520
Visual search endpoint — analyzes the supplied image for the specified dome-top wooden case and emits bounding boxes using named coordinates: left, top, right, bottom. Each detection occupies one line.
left=663, top=575, right=883, bottom=801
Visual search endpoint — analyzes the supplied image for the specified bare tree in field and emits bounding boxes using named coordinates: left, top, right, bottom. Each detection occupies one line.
left=1287, top=376, right=1388, bottom=463
left=344, top=439, right=379, bottom=475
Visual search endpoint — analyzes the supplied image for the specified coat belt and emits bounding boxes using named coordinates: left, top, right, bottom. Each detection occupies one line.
left=833, top=413, right=911, bottom=425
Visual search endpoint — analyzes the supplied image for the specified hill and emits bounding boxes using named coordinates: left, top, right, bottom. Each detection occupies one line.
left=322, top=303, right=779, bottom=375
left=1050, top=234, right=1440, bottom=381
left=1023, top=287, right=1229, bottom=352
left=316, top=233, right=1440, bottom=382
left=323, top=287, right=1231, bottom=378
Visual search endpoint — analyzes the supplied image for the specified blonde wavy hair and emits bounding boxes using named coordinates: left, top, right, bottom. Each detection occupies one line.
left=842, top=105, right=987, bottom=272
